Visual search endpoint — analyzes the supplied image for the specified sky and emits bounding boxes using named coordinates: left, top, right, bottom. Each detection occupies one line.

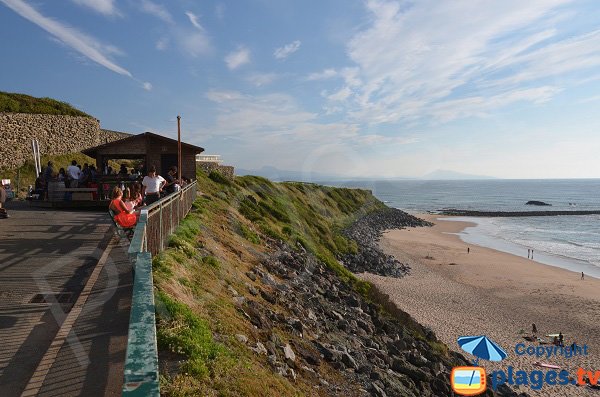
left=1, top=0, right=600, bottom=179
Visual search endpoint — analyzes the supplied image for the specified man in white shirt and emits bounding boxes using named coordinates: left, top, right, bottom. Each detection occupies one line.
left=66, top=160, right=81, bottom=187
left=142, top=165, right=166, bottom=205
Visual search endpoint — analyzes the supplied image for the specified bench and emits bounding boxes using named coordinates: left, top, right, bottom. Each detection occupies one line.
left=108, top=209, right=134, bottom=240
left=56, top=188, right=98, bottom=201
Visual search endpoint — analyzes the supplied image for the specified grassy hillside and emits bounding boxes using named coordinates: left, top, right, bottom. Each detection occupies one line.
left=0, top=91, right=91, bottom=117
left=152, top=171, right=416, bottom=396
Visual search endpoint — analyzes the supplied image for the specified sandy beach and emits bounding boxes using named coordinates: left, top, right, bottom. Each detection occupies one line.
left=361, top=215, right=600, bottom=397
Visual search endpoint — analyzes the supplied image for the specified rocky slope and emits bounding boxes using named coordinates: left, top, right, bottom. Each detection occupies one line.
left=155, top=174, right=526, bottom=396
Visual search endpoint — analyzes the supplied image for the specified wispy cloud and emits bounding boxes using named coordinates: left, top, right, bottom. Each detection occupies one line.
left=324, top=0, right=599, bottom=125
left=225, top=47, right=250, bottom=70
left=140, top=0, right=173, bottom=24
left=246, top=73, right=279, bottom=87
left=156, top=36, right=169, bottom=50
left=274, top=40, right=301, bottom=60
left=178, top=30, right=211, bottom=57
left=185, top=11, right=204, bottom=31
left=2, top=0, right=132, bottom=77
left=202, top=89, right=412, bottom=174
left=142, top=82, right=153, bottom=91
left=71, top=0, right=120, bottom=17
left=215, top=3, right=225, bottom=20
left=307, top=68, right=338, bottom=81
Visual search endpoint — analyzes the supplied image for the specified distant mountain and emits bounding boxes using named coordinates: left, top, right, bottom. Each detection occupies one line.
left=421, top=169, right=497, bottom=180
left=236, top=166, right=348, bottom=182
left=236, top=166, right=497, bottom=182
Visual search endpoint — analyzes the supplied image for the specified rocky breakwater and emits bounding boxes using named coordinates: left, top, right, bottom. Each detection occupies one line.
left=236, top=238, right=525, bottom=396
left=338, top=208, right=432, bottom=277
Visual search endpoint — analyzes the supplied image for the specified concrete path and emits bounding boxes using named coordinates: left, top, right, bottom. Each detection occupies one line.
left=0, top=201, right=132, bottom=397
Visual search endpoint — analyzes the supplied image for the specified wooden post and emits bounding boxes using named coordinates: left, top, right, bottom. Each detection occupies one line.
left=177, top=116, right=182, bottom=182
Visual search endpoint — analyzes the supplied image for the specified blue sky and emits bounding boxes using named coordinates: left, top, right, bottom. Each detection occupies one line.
left=1, top=0, right=600, bottom=178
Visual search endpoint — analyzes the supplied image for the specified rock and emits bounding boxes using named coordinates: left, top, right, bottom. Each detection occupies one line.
left=283, top=343, right=296, bottom=363
left=235, top=334, right=248, bottom=344
left=227, top=285, right=239, bottom=296
left=252, top=342, right=268, bottom=355
left=372, top=382, right=388, bottom=397
left=526, top=200, right=551, bottom=206
left=245, top=271, right=257, bottom=281
left=260, top=289, right=277, bottom=304
left=341, top=352, right=358, bottom=370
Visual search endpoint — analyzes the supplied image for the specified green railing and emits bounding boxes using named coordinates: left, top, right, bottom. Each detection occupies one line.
left=122, top=181, right=197, bottom=396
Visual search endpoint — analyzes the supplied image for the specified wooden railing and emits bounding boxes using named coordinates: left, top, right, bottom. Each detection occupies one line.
left=144, top=182, right=197, bottom=255
left=122, top=181, right=197, bottom=396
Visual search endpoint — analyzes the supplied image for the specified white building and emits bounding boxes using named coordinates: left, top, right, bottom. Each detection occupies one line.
left=196, top=154, right=222, bottom=163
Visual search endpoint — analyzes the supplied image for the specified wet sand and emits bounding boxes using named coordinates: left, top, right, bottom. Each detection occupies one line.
left=360, top=215, right=600, bottom=397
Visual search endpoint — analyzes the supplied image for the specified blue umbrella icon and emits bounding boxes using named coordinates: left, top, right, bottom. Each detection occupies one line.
left=458, top=335, right=507, bottom=365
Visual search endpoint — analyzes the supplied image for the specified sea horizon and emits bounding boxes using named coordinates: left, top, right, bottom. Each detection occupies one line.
left=324, top=178, right=600, bottom=279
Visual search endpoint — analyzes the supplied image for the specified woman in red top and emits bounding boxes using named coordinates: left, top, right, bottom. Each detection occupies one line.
left=109, top=187, right=137, bottom=228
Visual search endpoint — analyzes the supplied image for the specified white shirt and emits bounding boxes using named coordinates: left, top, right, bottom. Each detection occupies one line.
left=142, top=175, right=165, bottom=194
left=67, top=165, right=81, bottom=180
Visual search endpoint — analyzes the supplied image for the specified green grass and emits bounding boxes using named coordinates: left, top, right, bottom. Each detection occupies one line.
left=154, top=171, right=412, bottom=395
left=0, top=91, right=91, bottom=117
left=156, top=291, right=229, bottom=379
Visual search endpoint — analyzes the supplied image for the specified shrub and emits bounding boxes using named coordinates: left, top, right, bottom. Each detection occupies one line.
left=208, top=171, right=231, bottom=185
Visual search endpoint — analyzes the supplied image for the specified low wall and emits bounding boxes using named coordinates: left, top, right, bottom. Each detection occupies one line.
left=197, top=162, right=235, bottom=179
left=0, top=113, right=130, bottom=170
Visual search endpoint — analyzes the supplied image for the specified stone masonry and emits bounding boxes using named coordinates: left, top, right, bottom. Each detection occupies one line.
left=0, top=113, right=129, bottom=170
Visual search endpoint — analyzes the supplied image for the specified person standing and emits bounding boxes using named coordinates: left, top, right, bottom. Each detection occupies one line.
left=0, top=184, right=8, bottom=219
left=67, top=160, right=81, bottom=187
left=581, top=272, right=585, bottom=280
left=163, top=166, right=180, bottom=194
left=141, top=165, right=165, bottom=205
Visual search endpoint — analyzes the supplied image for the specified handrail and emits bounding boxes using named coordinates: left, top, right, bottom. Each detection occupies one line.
left=122, top=181, right=197, bottom=396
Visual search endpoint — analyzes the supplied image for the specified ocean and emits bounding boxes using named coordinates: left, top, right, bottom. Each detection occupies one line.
left=325, top=179, right=600, bottom=278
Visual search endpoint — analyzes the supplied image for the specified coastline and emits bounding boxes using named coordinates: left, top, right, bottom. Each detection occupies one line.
left=445, top=216, right=600, bottom=279
left=360, top=214, right=600, bottom=397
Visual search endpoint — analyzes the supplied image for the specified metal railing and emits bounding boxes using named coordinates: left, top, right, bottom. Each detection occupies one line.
left=122, top=181, right=197, bottom=396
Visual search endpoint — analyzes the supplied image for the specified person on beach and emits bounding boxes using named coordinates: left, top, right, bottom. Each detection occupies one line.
left=532, top=323, right=537, bottom=337
left=582, top=272, right=585, bottom=280
left=531, top=249, right=534, bottom=260
left=528, top=249, right=530, bottom=259
left=559, top=332, right=564, bottom=347
left=467, top=247, right=470, bottom=254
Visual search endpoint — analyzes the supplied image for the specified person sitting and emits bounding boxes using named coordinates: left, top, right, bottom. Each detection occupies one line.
left=118, top=164, right=129, bottom=177
left=131, top=182, right=143, bottom=207
left=122, top=187, right=135, bottom=212
left=57, top=168, right=67, bottom=182
left=109, top=187, right=137, bottom=228
left=33, top=172, right=46, bottom=199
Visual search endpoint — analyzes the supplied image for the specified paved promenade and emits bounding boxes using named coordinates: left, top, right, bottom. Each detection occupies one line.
left=0, top=201, right=132, bottom=397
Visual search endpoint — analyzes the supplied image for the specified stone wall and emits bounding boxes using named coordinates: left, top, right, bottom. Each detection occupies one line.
left=0, top=113, right=130, bottom=170
left=197, top=161, right=235, bottom=179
